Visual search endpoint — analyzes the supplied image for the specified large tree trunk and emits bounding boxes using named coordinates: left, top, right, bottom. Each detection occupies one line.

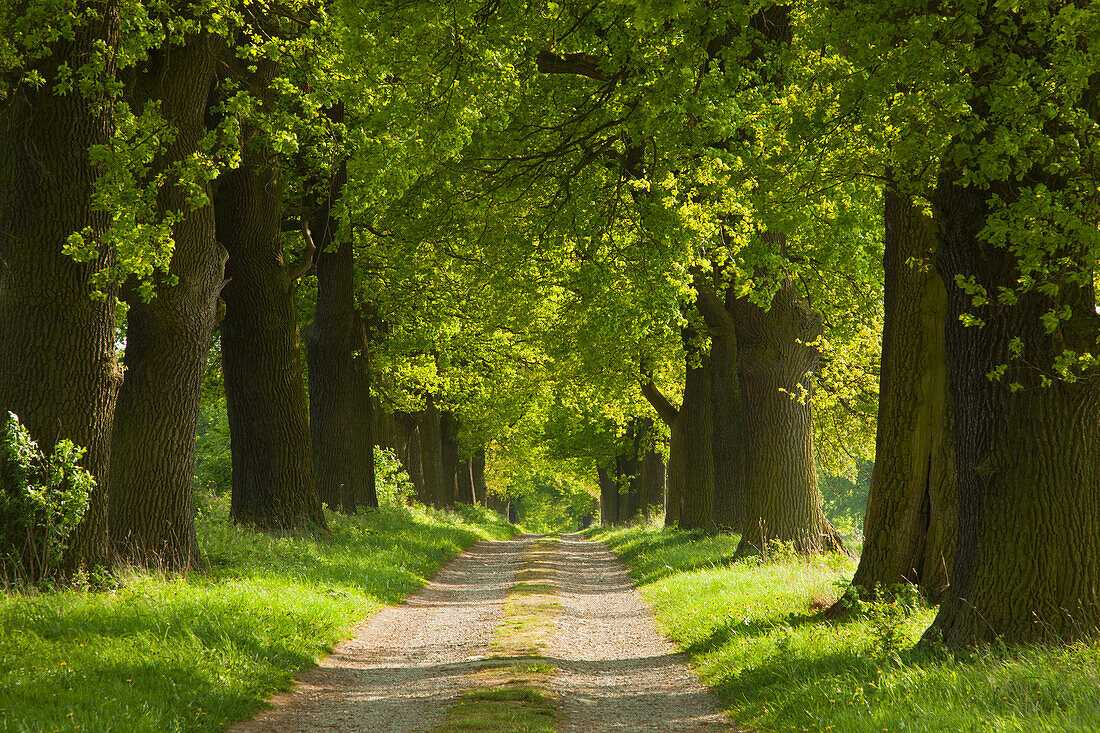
left=843, top=182, right=956, bottom=607
left=456, top=457, right=476, bottom=505
left=110, top=35, right=225, bottom=570
left=927, top=172, right=1100, bottom=647
left=641, top=381, right=681, bottom=527
left=419, top=399, right=447, bottom=508
left=348, top=352, right=378, bottom=511
left=440, top=411, right=461, bottom=507
left=633, top=417, right=665, bottom=519
left=698, top=288, right=746, bottom=532
left=397, top=412, right=428, bottom=504
left=472, top=449, right=488, bottom=505
left=733, top=279, right=846, bottom=554
left=678, top=336, right=716, bottom=530
left=305, top=151, right=371, bottom=517
left=615, top=452, right=641, bottom=524
left=598, top=466, right=618, bottom=526
left=0, top=7, right=121, bottom=575
left=614, top=421, right=642, bottom=524
left=218, top=131, right=325, bottom=530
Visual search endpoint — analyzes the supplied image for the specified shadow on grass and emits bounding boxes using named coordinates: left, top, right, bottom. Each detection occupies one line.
left=592, top=526, right=747, bottom=585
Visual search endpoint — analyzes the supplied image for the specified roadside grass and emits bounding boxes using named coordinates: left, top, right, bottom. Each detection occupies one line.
left=432, top=537, right=559, bottom=733
left=591, top=525, right=1100, bottom=733
left=0, top=497, right=514, bottom=733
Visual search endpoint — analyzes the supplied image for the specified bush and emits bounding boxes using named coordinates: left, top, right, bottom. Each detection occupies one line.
left=375, top=446, right=414, bottom=507
left=0, top=412, right=95, bottom=586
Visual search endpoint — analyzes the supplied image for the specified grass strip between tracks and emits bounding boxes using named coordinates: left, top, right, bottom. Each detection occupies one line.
left=431, top=536, right=560, bottom=733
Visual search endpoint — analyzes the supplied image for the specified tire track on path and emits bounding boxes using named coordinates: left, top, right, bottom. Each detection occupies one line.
left=230, top=535, right=532, bottom=733
left=545, top=534, right=742, bottom=732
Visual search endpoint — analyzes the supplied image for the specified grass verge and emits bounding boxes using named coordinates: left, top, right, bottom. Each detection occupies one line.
left=0, top=498, right=515, bottom=733
left=431, top=537, right=559, bottom=733
left=589, top=525, right=1100, bottom=733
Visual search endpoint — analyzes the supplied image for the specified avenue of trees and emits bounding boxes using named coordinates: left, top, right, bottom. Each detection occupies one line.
left=1, top=0, right=1098, bottom=650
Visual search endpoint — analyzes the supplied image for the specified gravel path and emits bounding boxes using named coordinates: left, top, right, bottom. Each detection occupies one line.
left=230, top=535, right=532, bottom=733
left=545, top=534, right=742, bottom=732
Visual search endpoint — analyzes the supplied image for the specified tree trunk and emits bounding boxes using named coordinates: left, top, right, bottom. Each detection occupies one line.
left=678, top=336, right=716, bottom=530
left=615, top=452, right=641, bottom=524
left=640, top=434, right=666, bottom=520
left=843, top=182, right=956, bottom=607
left=348, top=350, right=378, bottom=511
left=110, top=35, right=225, bottom=570
left=397, top=412, right=428, bottom=504
left=439, top=410, right=460, bottom=508
left=456, top=457, right=475, bottom=505
left=598, top=466, right=618, bottom=526
left=419, top=399, right=446, bottom=508
left=614, top=421, right=642, bottom=524
left=698, top=288, right=746, bottom=532
left=472, top=449, right=488, bottom=505
left=733, top=279, right=846, bottom=554
left=927, top=172, right=1100, bottom=647
left=0, top=8, right=121, bottom=575
left=218, top=133, right=324, bottom=530
left=641, top=380, right=680, bottom=527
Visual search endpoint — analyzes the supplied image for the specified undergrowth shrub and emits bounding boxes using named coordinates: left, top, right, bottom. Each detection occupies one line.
left=375, top=446, right=414, bottom=507
left=0, top=412, right=95, bottom=586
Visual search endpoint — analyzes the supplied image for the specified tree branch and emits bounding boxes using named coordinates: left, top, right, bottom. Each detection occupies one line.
left=535, top=51, right=611, bottom=81
left=287, top=219, right=316, bottom=282
left=695, top=285, right=737, bottom=336
left=640, top=380, right=679, bottom=427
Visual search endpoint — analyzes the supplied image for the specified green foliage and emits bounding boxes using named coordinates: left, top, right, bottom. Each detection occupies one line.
left=593, top=525, right=1100, bottom=732
left=0, top=413, right=95, bottom=587
left=819, top=460, right=872, bottom=542
left=194, top=353, right=231, bottom=497
left=509, top=475, right=596, bottom=534
left=0, top=497, right=514, bottom=732
left=373, top=446, right=413, bottom=507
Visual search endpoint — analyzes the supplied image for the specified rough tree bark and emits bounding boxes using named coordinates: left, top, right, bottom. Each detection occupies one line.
left=615, top=451, right=641, bottom=524
left=419, top=399, right=447, bottom=508
left=641, top=382, right=680, bottom=527
left=927, top=170, right=1100, bottom=647
left=641, top=331, right=715, bottom=530
left=732, top=278, right=846, bottom=554
left=456, top=458, right=476, bottom=505
left=110, top=34, right=226, bottom=569
left=841, top=182, right=956, bottom=608
left=397, top=412, right=428, bottom=504
left=697, top=287, right=746, bottom=532
left=348, top=349, right=378, bottom=511
left=598, top=466, right=618, bottom=527
left=677, top=338, right=716, bottom=531
left=440, top=411, right=461, bottom=507
left=0, top=5, right=121, bottom=574
left=217, top=116, right=325, bottom=529
left=611, top=420, right=642, bottom=524
left=305, top=148, right=374, bottom=516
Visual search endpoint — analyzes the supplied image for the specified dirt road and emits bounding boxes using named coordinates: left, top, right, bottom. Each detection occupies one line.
left=230, top=533, right=738, bottom=732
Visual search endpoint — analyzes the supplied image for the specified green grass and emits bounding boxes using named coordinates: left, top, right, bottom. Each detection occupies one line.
left=590, top=525, right=1100, bottom=733
left=0, top=498, right=515, bottom=733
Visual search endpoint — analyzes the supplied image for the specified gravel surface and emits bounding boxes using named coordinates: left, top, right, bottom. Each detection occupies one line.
left=545, top=534, right=743, bottom=732
left=229, top=535, right=532, bottom=733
